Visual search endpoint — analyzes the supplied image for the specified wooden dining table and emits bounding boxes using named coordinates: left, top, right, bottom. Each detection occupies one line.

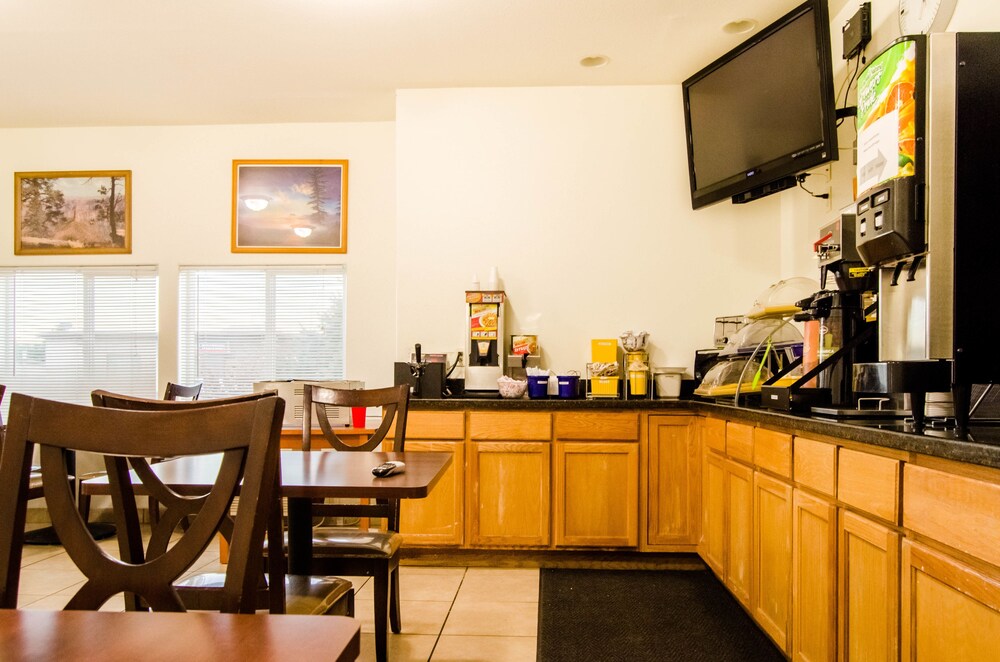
left=0, top=608, right=361, bottom=662
left=80, top=449, right=453, bottom=576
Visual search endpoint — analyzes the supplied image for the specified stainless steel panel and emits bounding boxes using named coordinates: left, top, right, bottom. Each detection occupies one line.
left=926, top=33, right=956, bottom=359
left=878, top=265, right=928, bottom=361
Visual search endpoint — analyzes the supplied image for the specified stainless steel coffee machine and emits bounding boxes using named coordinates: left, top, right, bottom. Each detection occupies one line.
left=851, top=33, right=1000, bottom=431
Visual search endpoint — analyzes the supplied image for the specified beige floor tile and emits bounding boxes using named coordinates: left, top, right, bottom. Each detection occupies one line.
left=455, top=567, right=539, bottom=604
left=16, top=565, right=87, bottom=595
left=355, top=633, right=437, bottom=662
left=431, top=635, right=537, bottom=662
left=442, top=600, right=538, bottom=637
left=16, top=594, right=48, bottom=608
left=399, top=564, right=467, bottom=577
left=20, top=594, right=73, bottom=610
left=356, top=571, right=462, bottom=602
left=353, top=598, right=451, bottom=635
left=18, top=545, right=65, bottom=565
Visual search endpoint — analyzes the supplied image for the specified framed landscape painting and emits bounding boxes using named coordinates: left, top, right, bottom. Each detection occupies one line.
left=232, top=159, right=348, bottom=253
left=14, top=171, right=132, bottom=255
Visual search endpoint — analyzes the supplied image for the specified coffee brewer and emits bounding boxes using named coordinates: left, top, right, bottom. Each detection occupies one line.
left=850, top=33, right=1000, bottom=432
left=762, top=214, right=878, bottom=413
left=464, top=290, right=506, bottom=393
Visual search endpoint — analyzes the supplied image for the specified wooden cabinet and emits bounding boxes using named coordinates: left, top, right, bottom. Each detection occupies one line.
left=644, top=415, right=700, bottom=549
left=400, top=440, right=464, bottom=546
left=726, top=459, right=754, bottom=608
left=554, top=441, right=639, bottom=547
left=753, top=471, right=792, bottom=653
left=901, top=539, right=1000, bottom=662
left=701, top=447, right=727, bottom=576
left=839, top=510, right=899, bottom=662
left=792, top=489, right=837, bottom=662
left=467, top=440, right=550, bottom=547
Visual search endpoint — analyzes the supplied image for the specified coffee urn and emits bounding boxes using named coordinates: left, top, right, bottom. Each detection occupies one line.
left=851, top=33, right=1000, bottom=431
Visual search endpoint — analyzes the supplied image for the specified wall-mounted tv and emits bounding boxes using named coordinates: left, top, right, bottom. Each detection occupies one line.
left=682, top=0, right=838, bottom=210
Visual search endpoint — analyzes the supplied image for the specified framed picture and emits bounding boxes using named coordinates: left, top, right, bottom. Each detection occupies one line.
left=232, top=159, right=348, bottom=253
left=14, top=170, right=131, bottom=255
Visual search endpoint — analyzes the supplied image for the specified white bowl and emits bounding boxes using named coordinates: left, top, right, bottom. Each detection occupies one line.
left=497, top=378, right=527, bottom=399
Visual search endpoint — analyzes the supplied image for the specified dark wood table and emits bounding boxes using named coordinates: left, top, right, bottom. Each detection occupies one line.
left=0, top=608, right=360, bottom=661
left=81, top=450, right=453, bottom=575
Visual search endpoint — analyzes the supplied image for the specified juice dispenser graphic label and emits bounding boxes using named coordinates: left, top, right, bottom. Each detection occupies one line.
left=857, top=39, right=917, bottom=192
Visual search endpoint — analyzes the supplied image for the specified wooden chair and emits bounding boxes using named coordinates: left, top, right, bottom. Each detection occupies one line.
left=301, top=383, right=410, bottom=662
left=0, top=385, right=44, bottom=504
left=90, top=389, right=354, bottom=617
left=0, top=392, right=283, bottom=613
left=163, top=381, right=203, bottom=401
left=78, top=382, right=202, bottom=524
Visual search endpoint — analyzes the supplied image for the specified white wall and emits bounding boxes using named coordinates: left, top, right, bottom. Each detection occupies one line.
left=395, top=86, right=785, bottom=374
left=0, top=122, right=398, bottom=391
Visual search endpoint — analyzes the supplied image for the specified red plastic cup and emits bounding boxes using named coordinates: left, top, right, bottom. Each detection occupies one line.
left=351, top=406, right=366, bottom=429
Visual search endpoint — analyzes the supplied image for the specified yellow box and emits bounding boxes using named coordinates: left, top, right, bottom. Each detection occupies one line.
left=590, top=376, right=619, bottom=396
left=591, top=338, right=618, bottom=363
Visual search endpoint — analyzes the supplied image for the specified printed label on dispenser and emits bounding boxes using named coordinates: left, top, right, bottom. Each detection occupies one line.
left=470, top=303, right=498, bottom=340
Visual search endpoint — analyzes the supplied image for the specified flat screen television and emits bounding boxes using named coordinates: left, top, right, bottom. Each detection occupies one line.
left=682, top=0, right=838, bottom=209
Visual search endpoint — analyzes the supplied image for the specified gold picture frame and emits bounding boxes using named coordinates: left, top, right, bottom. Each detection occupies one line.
left=231, top=159, right=348, bottom=253
left=14, top=170, right=132, bottom=255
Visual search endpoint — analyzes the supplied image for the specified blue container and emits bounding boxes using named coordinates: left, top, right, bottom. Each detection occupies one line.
left=557, top=375, right=580, bottom=399
left=527, top=375, right=550, bottom=399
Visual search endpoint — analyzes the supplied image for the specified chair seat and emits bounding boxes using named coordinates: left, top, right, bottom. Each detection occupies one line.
left=310, top=527, right=402, bottom=558
left=176, top=572, right=355, bottom=616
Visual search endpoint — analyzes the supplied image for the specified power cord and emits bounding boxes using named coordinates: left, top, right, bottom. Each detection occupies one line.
left=797, top=173, right=828, bottom=199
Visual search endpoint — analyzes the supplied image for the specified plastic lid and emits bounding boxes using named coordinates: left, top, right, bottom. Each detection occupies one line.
left=719, top=318, right=803, bottom=356
left=746, top=277, right=818, bottom=320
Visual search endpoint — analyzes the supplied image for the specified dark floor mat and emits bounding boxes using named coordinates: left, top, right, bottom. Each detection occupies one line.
left=537, top=568, right=785, bottom=662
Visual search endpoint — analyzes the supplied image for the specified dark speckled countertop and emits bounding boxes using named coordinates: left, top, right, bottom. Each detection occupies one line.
left=409, top=396, right=1000, bottom=470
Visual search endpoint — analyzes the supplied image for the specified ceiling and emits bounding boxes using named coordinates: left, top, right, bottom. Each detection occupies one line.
left=0, top=0, right=841, bottom=128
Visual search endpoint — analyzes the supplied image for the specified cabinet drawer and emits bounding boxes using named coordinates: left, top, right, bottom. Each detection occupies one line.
left=794, top=436, right=837, bottom=497
left=701, top=417, right=726, bottom=452
left=754, top=428, right=792, bottom=478
left=838, top=448, right=900, bottom=523
left=404, top=411, right=466, bottom=440
left=469, top=411, right=552, bottom=440
left=904, top=464, right=1000, bottom=569
left=726, top=422, right=754, bottom=463
left=554, top=412, right=638, bottom=441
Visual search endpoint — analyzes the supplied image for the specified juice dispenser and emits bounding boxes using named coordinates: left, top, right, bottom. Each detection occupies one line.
left=851, top=33, right=1000, bottom=431
left=465, top=290, right=505, bottom=392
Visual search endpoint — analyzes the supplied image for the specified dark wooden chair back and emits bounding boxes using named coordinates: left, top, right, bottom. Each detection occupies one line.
left=0, top=392, right=283, bottom=614
left=89, top=390, right=278, bottom=551
left=164, top=382, right=202, bottom=401
left=302, top=384, right=409, bottom=453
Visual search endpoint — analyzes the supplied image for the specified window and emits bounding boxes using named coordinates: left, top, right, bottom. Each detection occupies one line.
left=178, top=266, right=346, bottom=398
left=0, top=267, right=158, bottom=418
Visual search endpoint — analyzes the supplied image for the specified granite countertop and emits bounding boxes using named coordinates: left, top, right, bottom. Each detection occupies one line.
left=409, top=396, right=1000, bottom=470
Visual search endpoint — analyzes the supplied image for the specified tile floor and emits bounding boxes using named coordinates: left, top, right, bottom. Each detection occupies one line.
left=15, top=530, right=539, bottom=662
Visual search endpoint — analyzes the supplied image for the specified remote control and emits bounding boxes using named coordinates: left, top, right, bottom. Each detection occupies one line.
left=372, top=461, right=406, bottom=477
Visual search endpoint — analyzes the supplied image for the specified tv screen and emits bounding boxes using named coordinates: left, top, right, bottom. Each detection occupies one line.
left=682, top=0, right=838, bottom=209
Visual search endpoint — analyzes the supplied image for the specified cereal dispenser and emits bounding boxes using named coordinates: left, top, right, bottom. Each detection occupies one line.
left=465, top=290, right=505, bottom=392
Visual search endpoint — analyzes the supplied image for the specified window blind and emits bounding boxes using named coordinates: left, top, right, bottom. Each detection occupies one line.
left=178, top=266, right=346, bottom=399
left=0, top=266, right=158, bottom=419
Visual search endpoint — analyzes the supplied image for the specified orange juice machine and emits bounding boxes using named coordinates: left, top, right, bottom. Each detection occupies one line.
left=465, top=290, right=505, bottom=392
left=851, top=33, right=1000, bottom=431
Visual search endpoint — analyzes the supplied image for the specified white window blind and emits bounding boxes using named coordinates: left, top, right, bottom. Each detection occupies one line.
left=0, top=266, right=159, bottom=419
left=178, top=266, right=346, bottom=399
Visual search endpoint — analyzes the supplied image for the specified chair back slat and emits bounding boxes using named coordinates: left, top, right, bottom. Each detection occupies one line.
left=302, top=384, right=409, bottom=453
left=0, top=392, right=283, bottom=614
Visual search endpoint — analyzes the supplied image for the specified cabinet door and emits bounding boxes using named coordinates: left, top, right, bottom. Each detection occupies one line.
left=726, top=459, right=754, bottom=608
left=839, top=510, right=899, bottom=662
left=901, top=540, right=1000, bottom=661
left=646, top=415, right=699, bottom=548
left=701, top=448, right=727, bottom=577
left=792, top=489, right=837, bottom=662
left=554, top=441, right=639, bottom=547
left=468, top=441, right=550, bottom=547
left=753, top=472, right=792, bottom=653
left=399, top=440, right=464, bottom=546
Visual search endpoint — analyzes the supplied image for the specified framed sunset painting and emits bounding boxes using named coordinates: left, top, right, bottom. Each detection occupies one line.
left=231, top=159, right=348, bottom=253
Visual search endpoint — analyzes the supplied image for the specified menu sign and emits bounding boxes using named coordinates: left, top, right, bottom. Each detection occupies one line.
left=856, top=39, right=917, bottom=193
left=470, top=303, right=498, bottom=341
